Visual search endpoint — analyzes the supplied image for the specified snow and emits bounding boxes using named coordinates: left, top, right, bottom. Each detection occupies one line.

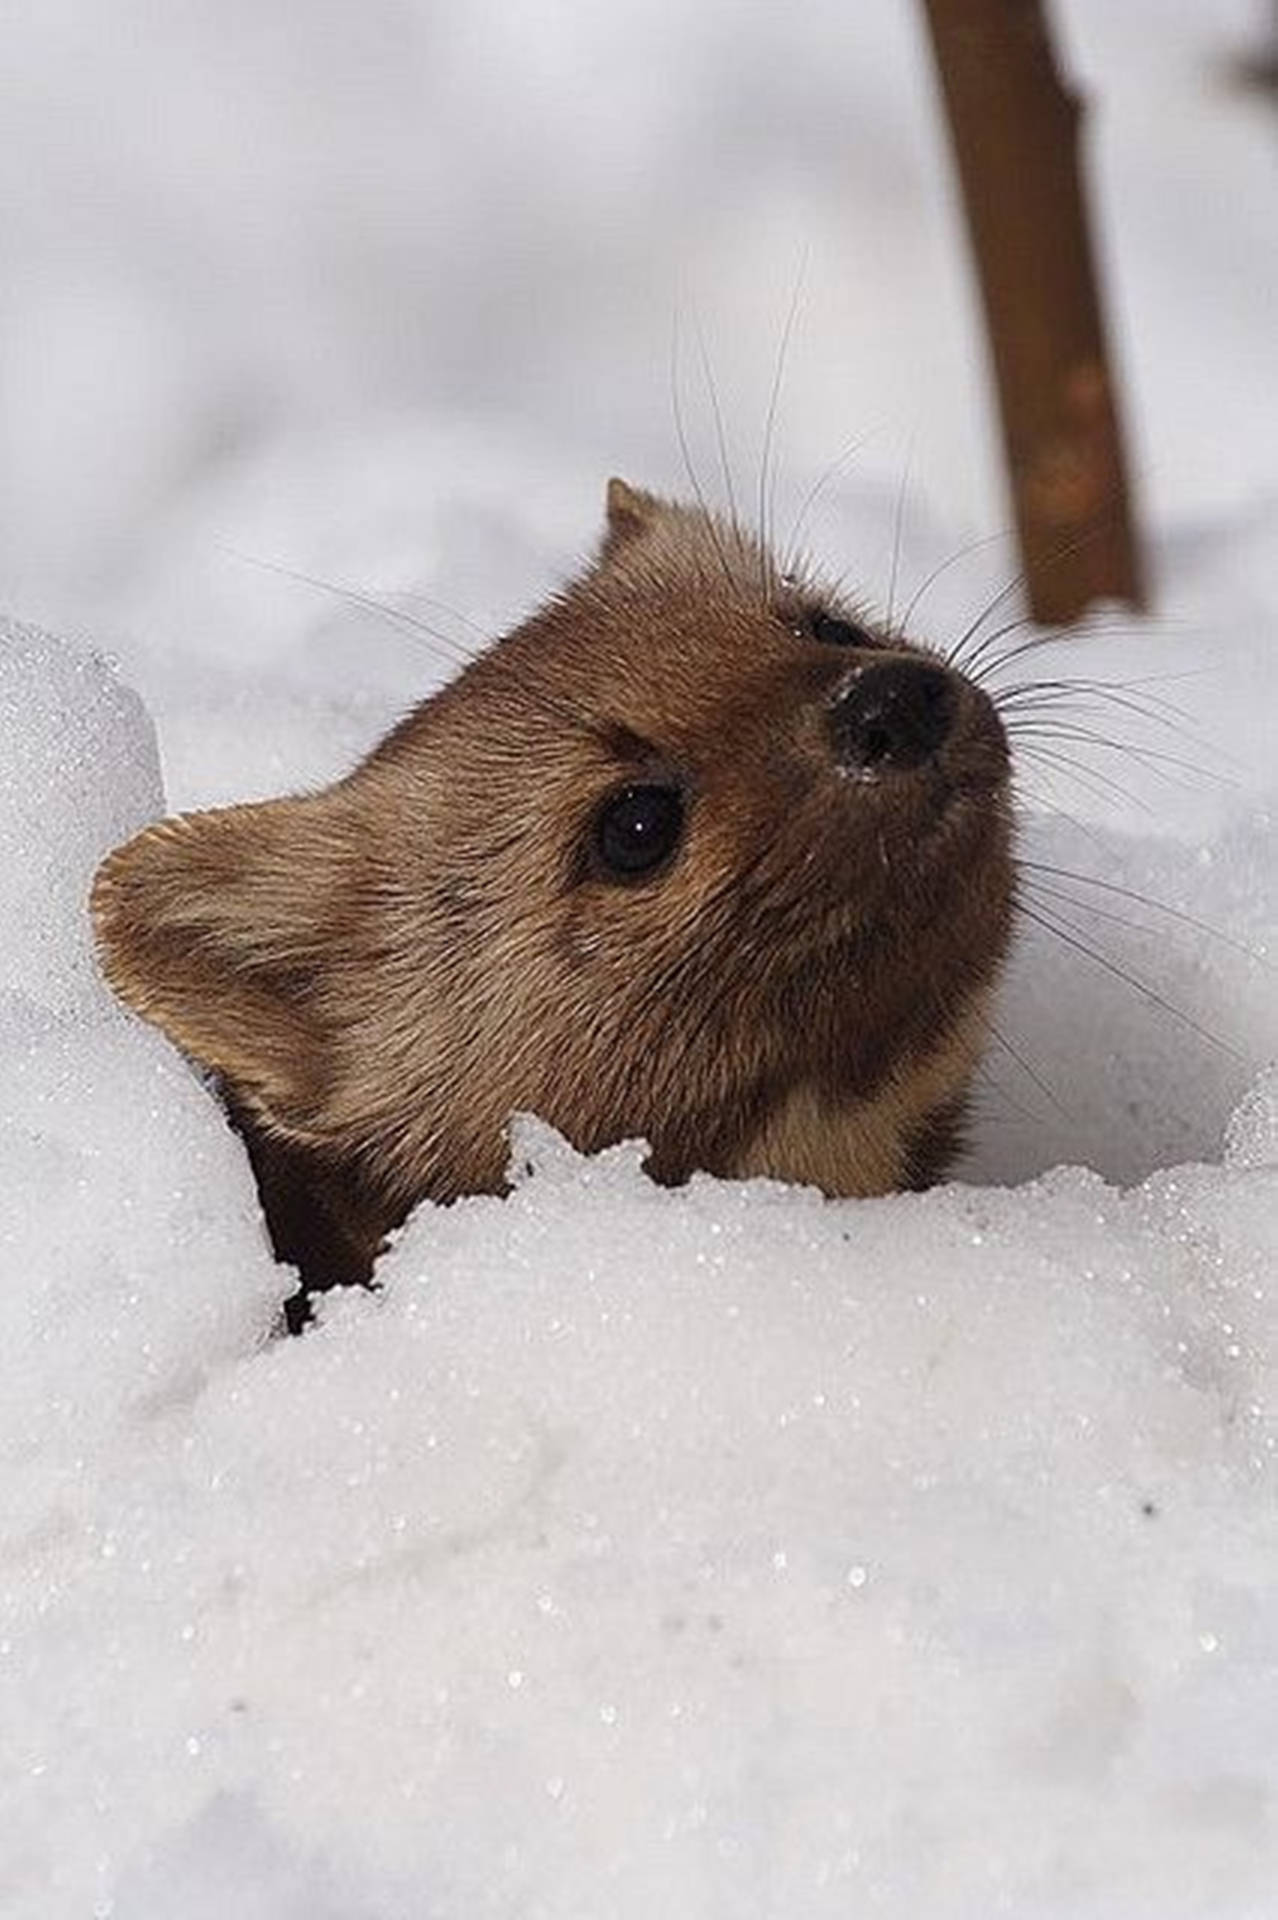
left=2, top=1, right=1277, bottom=1915
left=0, top=621, right=159, bottom=1016
left=0, top=623, right=281, bottom=1483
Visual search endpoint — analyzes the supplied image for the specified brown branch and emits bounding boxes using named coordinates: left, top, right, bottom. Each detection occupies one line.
left=919, top=0, right=1147, bottom=624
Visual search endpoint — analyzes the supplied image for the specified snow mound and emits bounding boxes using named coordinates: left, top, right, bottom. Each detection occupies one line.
left=1226, top=1066, right=1278, bottom=1173
left=963, top=796, right=1278, bottom=1189
left=0, top=627, right=283, bottom=1597
left=0, top=618, right=160, bottom=1014
left=5, top=1106, right=1277, bottom=1919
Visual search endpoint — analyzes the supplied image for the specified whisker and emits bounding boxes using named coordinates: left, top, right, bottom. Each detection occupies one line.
left=962, top=611, right=1060, bottom=683
left=693, top=312, right=739, bottom=533
left=1010, top=781, right=1113, bottom=856
left=757, top=257, right=808, bottom=605
left=884, top=446, right=915, bottom=641
left=218, top=545, right=604, bottom=747
left=780, top=429, right=875, bottom=575
left=944, top=505, right=1131, bottom=675
left=993, top=675, right=1192, bottom=723
left=1019, top=878, right=1161, bottom=939
left=1014, top=899, right=1244, bottom=1062
left=968, top=613, right=1177, bottom=689
left=985, top=1018, right=1075, bottom=1120
left=1012, top=742, right=1160, bottom=816
left=993, top=679, right=1232, bottom=782
left=216, top=546, right=480, bottom=675
left=965, top=1056, right=1055, bottom=1131
left=962, top=589, right=1176, bottom=694
left=1004, top=720, right=1232, bottom=790
left=1020, top=862, right=1271, bottom=968
left=898, top=528, right=1013, bottom=638
left=669, top=311, right=737, bottom=592
left=993, top=672, right=1199, bottom=718
left=393, top=589, right=490, bottom=644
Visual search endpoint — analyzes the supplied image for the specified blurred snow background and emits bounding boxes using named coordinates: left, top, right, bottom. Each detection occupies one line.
left=2, top=1, right=1276, bottom=1915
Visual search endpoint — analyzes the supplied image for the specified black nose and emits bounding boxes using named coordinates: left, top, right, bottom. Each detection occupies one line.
left=828, top=659, right=957, bottom=773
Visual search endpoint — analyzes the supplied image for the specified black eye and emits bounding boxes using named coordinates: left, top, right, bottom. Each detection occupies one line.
left=594, top=784, right=684, bottom=880
left=807, top=609, right=877, bottom=649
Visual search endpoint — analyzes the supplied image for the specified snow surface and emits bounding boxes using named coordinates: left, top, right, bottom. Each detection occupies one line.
left=2, top=1, right=1277, bottom=1915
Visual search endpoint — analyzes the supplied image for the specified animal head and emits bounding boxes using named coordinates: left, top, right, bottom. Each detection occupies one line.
left=93, top=480, right=1014, bottom=1268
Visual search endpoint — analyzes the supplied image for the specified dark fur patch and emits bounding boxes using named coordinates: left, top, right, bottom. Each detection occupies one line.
left=903, top=1097, right=968, bottom=1191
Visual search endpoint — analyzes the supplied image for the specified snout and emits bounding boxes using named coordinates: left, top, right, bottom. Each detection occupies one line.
left=828, top=659, right=955, bottom=773
left=827, top=657, right=1005, bottom=788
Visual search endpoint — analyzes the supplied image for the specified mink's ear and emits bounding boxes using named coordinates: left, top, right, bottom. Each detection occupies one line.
left=91, top=795, right=351, bottom=1143
left=602, top=476, right=663, bottom=557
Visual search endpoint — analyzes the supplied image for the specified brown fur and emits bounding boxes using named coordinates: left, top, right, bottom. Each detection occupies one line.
left=92, top=481, right=1015, bottom=1311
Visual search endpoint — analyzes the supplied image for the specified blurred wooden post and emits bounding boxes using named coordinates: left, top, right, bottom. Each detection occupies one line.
left=1233, top=0, right=1278, bottom=93
left=919, top=0, right=1147, bottom=623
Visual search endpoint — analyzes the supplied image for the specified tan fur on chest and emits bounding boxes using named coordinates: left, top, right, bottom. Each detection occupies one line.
left=731, top=995, right=991, bottom=1194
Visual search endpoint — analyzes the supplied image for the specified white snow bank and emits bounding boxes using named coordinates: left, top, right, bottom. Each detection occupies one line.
left=1, top=630, right=1276, bottom=1919
left=6, top=1111, right=1278, bottom=1919
left=0, top=625, right=280, bottom=1545
left=0, top=619, right=160, bottom=1015
left=964, top=794, right=1278, bottom=1189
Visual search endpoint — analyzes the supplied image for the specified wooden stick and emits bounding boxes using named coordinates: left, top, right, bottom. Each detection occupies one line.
left=919, top=0, right=1147, bottom=623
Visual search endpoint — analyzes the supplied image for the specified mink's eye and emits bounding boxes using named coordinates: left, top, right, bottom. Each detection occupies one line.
left=593, top=784, right=685, bottom=881
left=807, top=609, right=878, bottom=649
